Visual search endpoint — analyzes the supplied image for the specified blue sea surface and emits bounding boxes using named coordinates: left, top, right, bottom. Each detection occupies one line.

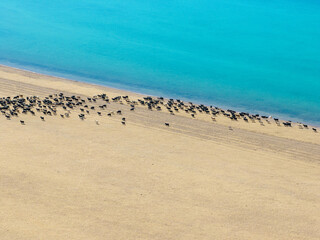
left=1, top=0, right=320, bottom=125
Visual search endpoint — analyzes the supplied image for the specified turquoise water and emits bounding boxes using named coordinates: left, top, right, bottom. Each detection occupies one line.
left=1, top=0, right=320, bottom=125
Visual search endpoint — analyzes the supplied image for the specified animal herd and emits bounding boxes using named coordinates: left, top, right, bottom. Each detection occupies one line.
left=0, top=93, right=318, bottom=133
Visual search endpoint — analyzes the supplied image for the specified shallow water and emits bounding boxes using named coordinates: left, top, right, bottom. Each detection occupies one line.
left=1, top=0, right=320, bottom=125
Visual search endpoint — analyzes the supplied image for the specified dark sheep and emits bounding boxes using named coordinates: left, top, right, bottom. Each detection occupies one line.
left=283, top=122, right=292, bottom=127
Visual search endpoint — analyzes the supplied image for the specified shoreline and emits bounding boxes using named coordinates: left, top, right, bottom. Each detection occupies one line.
left=0, top=63, right=319, bottom=145
left=1, top=61, right=319, bottom=127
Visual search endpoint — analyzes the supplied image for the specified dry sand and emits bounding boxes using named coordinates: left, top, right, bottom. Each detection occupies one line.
left=0, top=65, right=319, bottom=240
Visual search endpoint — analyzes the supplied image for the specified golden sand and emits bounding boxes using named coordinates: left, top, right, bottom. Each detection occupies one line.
left=0, top=65, right=319, bottom=239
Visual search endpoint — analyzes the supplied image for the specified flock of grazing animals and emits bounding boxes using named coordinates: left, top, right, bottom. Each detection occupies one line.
left=0, top=93, right=318, bottom=133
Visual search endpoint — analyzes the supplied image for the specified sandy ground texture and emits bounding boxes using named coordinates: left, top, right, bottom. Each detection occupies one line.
left=0, top=65, right=319, bottom=240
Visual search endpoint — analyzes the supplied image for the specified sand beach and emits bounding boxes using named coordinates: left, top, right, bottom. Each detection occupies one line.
left=0, top=65, right=319, bottom=239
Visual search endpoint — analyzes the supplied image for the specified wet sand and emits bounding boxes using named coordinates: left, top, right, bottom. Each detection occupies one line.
left=0, top=65, right=319, bottom=240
